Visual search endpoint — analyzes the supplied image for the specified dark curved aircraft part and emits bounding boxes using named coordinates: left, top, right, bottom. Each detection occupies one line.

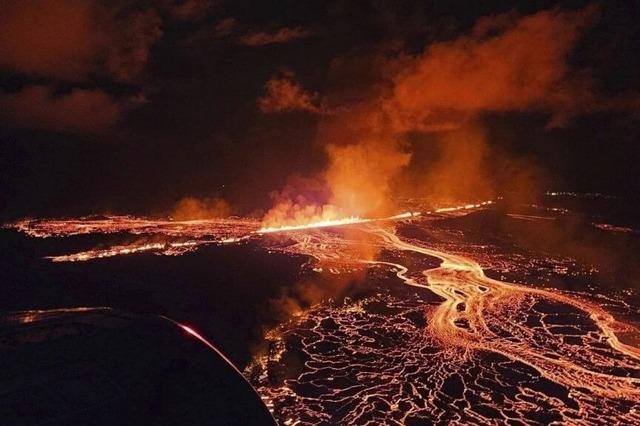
left=0, top=307, right=276, bottom=425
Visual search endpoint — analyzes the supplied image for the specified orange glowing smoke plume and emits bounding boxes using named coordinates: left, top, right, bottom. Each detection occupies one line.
left=172, top=196, right=231, bottom=220
left=259, top=5, right=600, bottom=230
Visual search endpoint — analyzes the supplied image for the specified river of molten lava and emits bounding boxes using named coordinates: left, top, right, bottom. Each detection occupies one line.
left=5, top=200, right=495, bottom=263
left=374, top=227, right=640, bottom=398
left=6, top=211, right=424, bottom=262
left=251, top=219, right=640, bottom=424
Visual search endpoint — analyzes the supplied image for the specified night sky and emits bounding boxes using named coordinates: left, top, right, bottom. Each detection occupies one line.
left=1, top=0, right=639, bottom=221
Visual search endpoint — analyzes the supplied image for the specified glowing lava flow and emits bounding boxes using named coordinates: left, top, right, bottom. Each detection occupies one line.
left=374, top=228, right=640, bottom=397
left=4, top=216, right=257, bottom=262
left=254, top=201, right=492, bottom=235
left=6, top=216, right=260, bottom=238
left=431, top=200, right=494, bottom=214
left=5, top=201, right=640, bottom=422
left=251, top=219, right=640, bottom=424
left=4, top=201, right=490, bottom=262
left=256, top=216, right=370, bottom=234
left=256, top=212, right=421, bottom=234
left=5, top=212, right=420, bottom=262
left=45, top=241, right=202, bottom=262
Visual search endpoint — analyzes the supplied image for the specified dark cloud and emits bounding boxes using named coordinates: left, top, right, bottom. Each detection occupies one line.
left=214, top=17, right=237, bottom=36
left=0, top=0, right=165, bottom=83
left=0, top=85, right=135, bottom=133
left=258, top=71, right=320, bottom=113
left=238, top=27, right=313, bottom=46
left=0, top=0, right=201, bottom=134
left=181, top=16, right=236, bottom=46
left=102, top=7, right=163, bottom=82
left=0, top=0, right=99, bottom=81
left=384, top=5, right=600, bottom=131
left=168, top=0, right=215, bottom=22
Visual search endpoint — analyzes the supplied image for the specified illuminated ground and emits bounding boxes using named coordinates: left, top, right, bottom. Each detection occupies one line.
left=3, top=194, right=640, bottom=424
left=247, top=219, right=640, bottom=424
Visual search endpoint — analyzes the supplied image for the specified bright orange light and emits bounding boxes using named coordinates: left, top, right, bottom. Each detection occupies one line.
left=256, top=216, right=370, bottom=234
left=255, top=212, right=421, bottom=234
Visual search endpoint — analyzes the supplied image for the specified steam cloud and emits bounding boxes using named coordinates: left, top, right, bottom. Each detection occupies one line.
left=172, top=197, right=232, bottom=220
left=262, top=5, right=627, bottom=226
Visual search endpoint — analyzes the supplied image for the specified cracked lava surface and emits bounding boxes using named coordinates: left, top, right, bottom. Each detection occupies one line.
left=6, top=204, right=640, bottom=424
left=247, top=222, right=640, bottom=425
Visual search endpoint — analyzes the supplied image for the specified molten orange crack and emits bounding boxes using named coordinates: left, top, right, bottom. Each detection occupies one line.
left=255, top=212, right=421, bottom=234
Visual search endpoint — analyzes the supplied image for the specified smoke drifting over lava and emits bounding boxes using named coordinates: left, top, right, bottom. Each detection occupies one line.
left=261, top=4, right=630, bottom=228
left=172, top=196, right=232, bottom=221
left=384, top=5, right=599, bottom=131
